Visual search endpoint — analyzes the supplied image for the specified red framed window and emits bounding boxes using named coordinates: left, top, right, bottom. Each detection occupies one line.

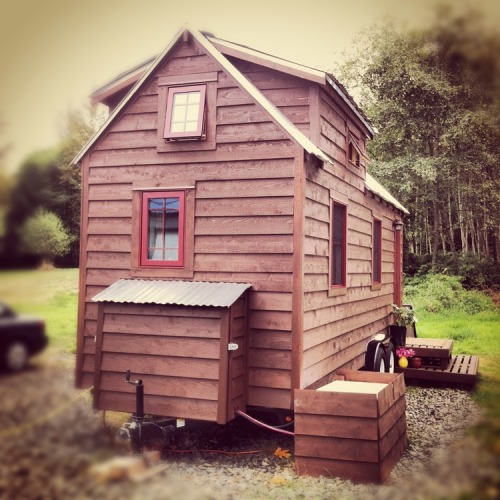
left=331, top=201, right=347, bottom=287
left=164, top=85, right=206, bottom=140
left=373, top=218, right=382, bottom=284
left=141, top=191, right=185, bottom=267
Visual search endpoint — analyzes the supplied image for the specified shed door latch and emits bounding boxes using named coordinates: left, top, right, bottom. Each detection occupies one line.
left=228, top=343, right=239, bottom=351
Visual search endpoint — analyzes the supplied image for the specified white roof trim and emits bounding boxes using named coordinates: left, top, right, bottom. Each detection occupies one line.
left=365, top=173, right=409, bottom=214
left=206, top=35, right=326, bottom=84
left=73, top=25, right=332, bottom=165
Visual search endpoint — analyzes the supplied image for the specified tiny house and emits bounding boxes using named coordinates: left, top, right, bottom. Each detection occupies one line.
left=73, top=26, right=408, bottom=424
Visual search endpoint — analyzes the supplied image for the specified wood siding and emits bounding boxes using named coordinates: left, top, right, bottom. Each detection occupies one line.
left=76, top=38, right=300, bottom=411
left=300, top=88, right=404, bottom=389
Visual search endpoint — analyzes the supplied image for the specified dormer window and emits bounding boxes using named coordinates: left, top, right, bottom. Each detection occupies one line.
left=164, top=85, right=206, bottom=140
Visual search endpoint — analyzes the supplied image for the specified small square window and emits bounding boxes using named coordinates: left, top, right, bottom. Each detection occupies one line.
left=164, top=85, right=206, bottom=140
left=140, top=191, right=185, bottom=267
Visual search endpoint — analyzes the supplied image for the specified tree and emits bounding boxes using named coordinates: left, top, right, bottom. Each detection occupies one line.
left=2, top=104, right=105, bottom=267
left=339, top=6, right=500, bottom=268
left=20, top=209, right=73, bottom=267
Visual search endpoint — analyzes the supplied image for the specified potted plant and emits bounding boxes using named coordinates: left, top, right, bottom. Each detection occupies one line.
left=389, top=304, right=417, bottom=347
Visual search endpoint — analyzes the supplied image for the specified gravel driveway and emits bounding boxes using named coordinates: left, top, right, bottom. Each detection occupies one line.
left=0, top=351, right=496, bottom=499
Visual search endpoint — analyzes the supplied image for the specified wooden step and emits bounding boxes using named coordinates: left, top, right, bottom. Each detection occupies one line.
left=396, top=355, right=479, bottom=385
left=405, top=338, right=453, bottom=368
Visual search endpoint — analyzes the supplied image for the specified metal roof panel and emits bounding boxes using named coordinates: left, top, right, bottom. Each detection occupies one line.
left=91, top=279, right=252, bottom=308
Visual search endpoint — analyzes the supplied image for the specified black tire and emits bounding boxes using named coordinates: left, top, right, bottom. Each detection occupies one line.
left=373, top=346, right=386, bottom=372
left=3, top=341, right=29, bottom=372
left=385, top=342, right=396, bottom=373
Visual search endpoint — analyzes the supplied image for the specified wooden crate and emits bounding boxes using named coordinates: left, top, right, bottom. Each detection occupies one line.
left=405, top=338, right=453, bottom=368
left=294, top=370, right=407, bottom=484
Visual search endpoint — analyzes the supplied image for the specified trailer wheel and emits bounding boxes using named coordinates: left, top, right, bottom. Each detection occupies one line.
left=385, top=342, right=396, bottom=373
left=373, top=347, right=386, bottom=372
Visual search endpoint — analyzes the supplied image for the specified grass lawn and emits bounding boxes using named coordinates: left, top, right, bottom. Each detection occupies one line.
left=414, top=308, right=500, bottom=460
left=0, top=268, right=79, bottom=353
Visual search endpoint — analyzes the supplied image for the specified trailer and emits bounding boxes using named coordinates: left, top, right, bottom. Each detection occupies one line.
left=73, top=26, right=410, bottom=454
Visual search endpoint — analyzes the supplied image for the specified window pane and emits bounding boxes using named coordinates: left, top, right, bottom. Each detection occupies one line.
left=173, top=93, right=188, bottom=105
left=373, top=220, right=381, bottom=282
left=187, top=92, right=200, bottom=104
left=186, top=104, right=200, bottom=121
left=331, top=203, right=346, bottom=286
left=147, top=196, right=179, bottom=261
left=172, top=106, right=186, bottom=122
left=171, top=123, right=185, bottom=132
left=184, top=121, right=198, bottom=132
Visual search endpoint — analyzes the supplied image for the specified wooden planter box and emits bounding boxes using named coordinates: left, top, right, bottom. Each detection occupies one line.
left=405, top=338, right=453, bottom=369
left=294, top=370, right=407, bottom=484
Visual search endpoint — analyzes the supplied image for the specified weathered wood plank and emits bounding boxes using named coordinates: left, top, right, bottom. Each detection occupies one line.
left=294, top=413, right=379, bottom=440
left=101, top=352, right=219, bottom=379
left=97, top=391, right=218, bottom=421
left=102, top=334, right=221, bottom=359
left=103, top=313, right=221, bottom=338
left=195, top=253, right=293, bottom=274
left=195, top=215, right=294, bottom=236
left=196, top=178, right=295, bottom=199
left=99, top=372, right=219, bottom=400
left=195, top=234, right=293, bottom=254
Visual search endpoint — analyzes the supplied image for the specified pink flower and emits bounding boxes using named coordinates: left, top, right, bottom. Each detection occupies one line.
left=396, top=347, right=416, bottom=358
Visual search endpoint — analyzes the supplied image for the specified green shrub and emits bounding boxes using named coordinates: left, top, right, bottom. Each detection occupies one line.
left=405, top=253, right=500, bottom=290
left=404, top=274, right=495, bottom=314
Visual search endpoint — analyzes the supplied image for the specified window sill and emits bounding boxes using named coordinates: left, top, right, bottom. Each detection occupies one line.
left=371, top=283, right=382, bottom=291
left=328, top=287, right=347, bottom=297
left=130, top=266, right=194, bottom=279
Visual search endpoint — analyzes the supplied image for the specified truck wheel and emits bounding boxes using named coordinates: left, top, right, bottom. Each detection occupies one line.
left=373, top=347, right=386, bottom=372
left=385, top=343, right=396, bottom=373
left=4, top=341, right=29, bottom=372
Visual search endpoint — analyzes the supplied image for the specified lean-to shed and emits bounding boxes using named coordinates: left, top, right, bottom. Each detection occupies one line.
left=73, top=25, right=408, bottom=420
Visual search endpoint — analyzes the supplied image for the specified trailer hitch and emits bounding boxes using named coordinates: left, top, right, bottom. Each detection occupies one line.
left=118, top=370, right=176, bottom=454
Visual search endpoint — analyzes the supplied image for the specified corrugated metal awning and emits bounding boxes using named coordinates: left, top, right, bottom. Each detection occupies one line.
left=92, top=279, right=252, bottom=308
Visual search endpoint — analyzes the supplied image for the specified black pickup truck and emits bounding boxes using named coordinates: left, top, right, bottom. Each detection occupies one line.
left=0, top=302, right=48, bottom=372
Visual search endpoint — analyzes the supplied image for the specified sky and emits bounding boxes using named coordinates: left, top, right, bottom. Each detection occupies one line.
left=1, top=0, right=498, bottom=171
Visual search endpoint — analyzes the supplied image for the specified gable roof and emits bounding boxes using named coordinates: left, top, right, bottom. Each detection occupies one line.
left=72, top=25, right=332, bottom=165
left=73, top=26, right=406, bottom=215
left=204, top=35, right=374, bottom=138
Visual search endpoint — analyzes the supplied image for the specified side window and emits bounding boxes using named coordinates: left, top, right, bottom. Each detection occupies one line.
left=373, top=218, right=382, bottom=285
left=164, top=85, right=206, bottom=140
left=140, top=191, right=185, bottom=268
left=330, top=201, right=347, bottom=289
left=348, top=140, right=360, bottom=167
